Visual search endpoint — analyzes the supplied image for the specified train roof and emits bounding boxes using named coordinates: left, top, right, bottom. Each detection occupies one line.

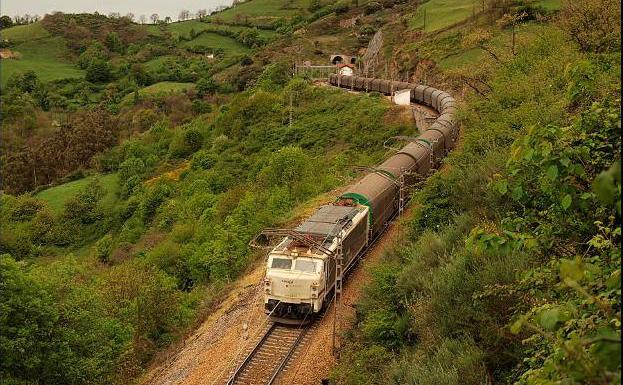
left=295, top=205, right=359, bottom=239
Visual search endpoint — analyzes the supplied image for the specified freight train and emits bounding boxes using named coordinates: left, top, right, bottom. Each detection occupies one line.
left=263, top=74, right=458, bottom=320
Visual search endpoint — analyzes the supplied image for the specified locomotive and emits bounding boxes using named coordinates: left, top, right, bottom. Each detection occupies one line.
left=263, top=75, right=458, bottom=320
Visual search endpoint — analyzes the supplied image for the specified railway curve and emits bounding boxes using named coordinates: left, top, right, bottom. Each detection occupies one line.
left=225, top=74, right=458, bottom=385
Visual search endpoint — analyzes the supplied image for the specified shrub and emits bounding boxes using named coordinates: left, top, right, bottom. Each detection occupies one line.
left=86, top=59, right=112, bottom=83
left=191, top=150, right=217, bottom=170
left=11, top=197, right=45, bottom=221
left=62, top=179, right=105, bottom=225
left=558, top=0, right=621, bottom=53
left=184, top=129, right=203, bottom=153
left=95, top=234, right=114, bottom=263
left=118, top=157, right=145, bottom=183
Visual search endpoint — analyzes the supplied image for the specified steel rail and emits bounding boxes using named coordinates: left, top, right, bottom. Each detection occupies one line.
left=226, top=322, right=277, bottom=385
left=266, top=326, right=309, bottom=385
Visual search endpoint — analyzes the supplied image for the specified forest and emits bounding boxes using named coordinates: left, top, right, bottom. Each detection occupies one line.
left=0, top=0, right=620, bottom=384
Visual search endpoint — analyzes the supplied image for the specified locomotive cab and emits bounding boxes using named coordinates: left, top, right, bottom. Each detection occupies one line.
left=263, top=204, right=370, bottom=321
left=264, top=251, right=327, bottom=319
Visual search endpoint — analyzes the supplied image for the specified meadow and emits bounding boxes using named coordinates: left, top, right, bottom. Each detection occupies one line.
left=35, top=173, right=120, bottom=214
left=409, top=0, right=562, bottom=32
left=0, top=28, right=84, bottom=86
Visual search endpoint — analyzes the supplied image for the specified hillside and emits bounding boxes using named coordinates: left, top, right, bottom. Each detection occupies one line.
left=0, top=1, right=620, bottom=385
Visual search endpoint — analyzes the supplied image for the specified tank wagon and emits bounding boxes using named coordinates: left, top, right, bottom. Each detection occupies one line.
left=264, top=75, right=458, bottom=321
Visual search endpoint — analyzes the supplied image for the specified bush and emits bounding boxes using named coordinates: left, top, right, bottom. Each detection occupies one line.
left=191, top=150, right=217, bottom=170
left=95, top=234, right=113, bottom=263
left=118, top=157, right=145, bottom=183
left=62, top=179, right=105, bottom=225
left=558, top=0, right=621, bottom=53
left=86, top=59, right=112, bottom=83
left=364, top=1, right=382, bottom=15
left=11, top=197, right=45, bottom=221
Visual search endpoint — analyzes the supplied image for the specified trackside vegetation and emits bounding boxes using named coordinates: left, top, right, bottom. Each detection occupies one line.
left=0, top=0, right=619, bottom=384
left=0, top=64, right=415, bottom=384
left=332, top=1, right=621, bottom=384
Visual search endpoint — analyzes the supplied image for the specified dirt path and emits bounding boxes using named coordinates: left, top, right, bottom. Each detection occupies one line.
left=141, top=207, right=413, bottom=385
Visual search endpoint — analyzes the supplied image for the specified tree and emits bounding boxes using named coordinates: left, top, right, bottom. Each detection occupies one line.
left=260, top=146, right=312, bottom=197
left=85, top=59, right=112, bottom=83
left=196, top=77, right=217, bottom=98
left=164, top=16, right=172, bottom=24
left=178, top=9, right=191, bottom=21
left=77, top=41, right=107, bottom=69
left=558, top=0, right=621, bottom=53
left=63, top=178, right=105, bottom=225
left=130, top=63, right=153, bottom=86
left=196, top=9, right=207, bottom=20
left=150, top=13, right=159, bottom=24
left=308, top=0, right=322, bottom=12
left=104, top=31, right=124, bottom=54
left=139, top=14, right=147, bottom=24
left=124, top=12, right=135, bottom=22
left=0, top=15, right=13, bottom=29
left=0, top=254, right=58, bottom=384
left=108, top=12, right=121, bottom=19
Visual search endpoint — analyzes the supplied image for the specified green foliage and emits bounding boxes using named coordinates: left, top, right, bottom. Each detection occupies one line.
left=77, top=41, right=107, bottom=69
left=196, top=77, right=217, bottom=98
left=254, top=62, right=291, bottom=91
left=260, top=146, right=312, bottom=197
left=336, top=14, right=621, bottom=385
left=95, top=234, right=114, bottom=263
left=191, top=150, right=218, bottom=170
left=63, top=178, right=105, bottom=225
left=1, top=254, right=131, bottom=385
left=86, top=59, right=112, bottom=83
left=558, top=0, right=621, bottom=53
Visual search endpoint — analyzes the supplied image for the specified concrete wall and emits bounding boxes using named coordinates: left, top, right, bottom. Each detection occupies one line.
left=393, top=89, right=411, bottom=105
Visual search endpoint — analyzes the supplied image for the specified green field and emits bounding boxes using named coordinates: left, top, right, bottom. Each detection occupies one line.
left=143, top=55, right=177, bottom=71
left=147, top=19, right=277, bottom=40
left=36, top=173, right=119, bottom=214
left=1, top=22, right=50, bottom=44
left=121, top=81, right=196, bottom=103
left=181, top=32, right=250, bottom=54
left=208, top=0, right=309, bottom=22
left=1, top=37, right=84, bottom=86
left=410, top=0, right=562, bottom=32
left=410, top=0, right=477, bottom=32
left=437, top=23, right=550, bottom=70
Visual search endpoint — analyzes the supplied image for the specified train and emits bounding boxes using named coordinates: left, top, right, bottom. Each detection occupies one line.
left=263, top=74, right=458, bottom=321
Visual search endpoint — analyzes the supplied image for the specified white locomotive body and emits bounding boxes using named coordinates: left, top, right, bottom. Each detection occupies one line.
left=264, top=204, right=369, bottom=320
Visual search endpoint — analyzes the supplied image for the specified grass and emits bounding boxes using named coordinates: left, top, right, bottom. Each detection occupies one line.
left=147, top=19, right=278, bottom=39
left=535, top=0, right=562, bottom=11
left=181, top=32, right=250, bottom=54
left=138, top=81, right=195, bottom=95
left=410, top=0, right=477, bottom=32
left=410, top=0, right=562, bottom=33
left=121, top=81, right=196, bottom=104
left=208, top=0, right=309, bottom=23
left=437, top=23, right=549, bottom=70
left=143, top=55, right=176, bottom=71
left=0, top=22, right=50, bottom=44
left=36, top=173, right=119, bottom=214
left=1, top=37, right=84, bottom=86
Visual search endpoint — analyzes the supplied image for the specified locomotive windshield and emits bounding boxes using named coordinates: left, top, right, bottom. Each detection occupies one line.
left=294, top=259, right=317, bottom=273
left=270, top=257, right=292, bottom=270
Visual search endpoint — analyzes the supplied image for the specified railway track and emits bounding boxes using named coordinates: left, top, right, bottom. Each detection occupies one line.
left=226, top=319, right=318, bottom=385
